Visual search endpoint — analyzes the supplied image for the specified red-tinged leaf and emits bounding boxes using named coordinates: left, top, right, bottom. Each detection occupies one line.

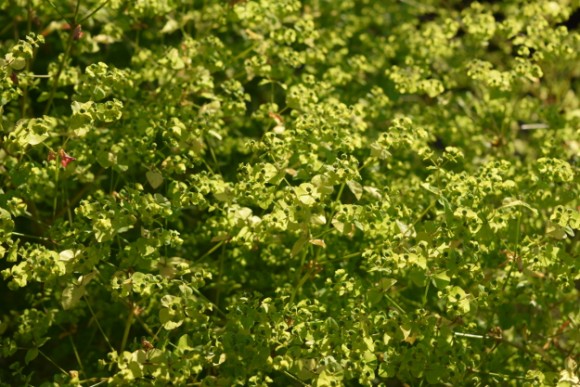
left=10, top=72, right=18, bottom=86
left=141, top=337, right=154, bottom=351
left=268, top=111, right=284, bottom=125
left=58, top=149, right=76, bottom=168
left=73, top=24, right=83, bottom=40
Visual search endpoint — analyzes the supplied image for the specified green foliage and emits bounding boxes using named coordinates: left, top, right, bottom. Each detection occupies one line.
left=1, top=0, right=579, bottom=385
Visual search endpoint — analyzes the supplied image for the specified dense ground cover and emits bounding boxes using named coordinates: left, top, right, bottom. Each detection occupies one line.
left=1, top=0, right=579, bottom=385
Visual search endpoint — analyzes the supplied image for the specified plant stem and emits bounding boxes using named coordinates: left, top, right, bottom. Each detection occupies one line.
left=43, top=0, right=82, bottom=115
left=69, top=336, right=86, bottom=376
left=84, top=295, right=115, bottom=352
left=119, top=303, right=134, bottom=353
left=79, top=0, right=112, bottom=23
left=38, top=349, right=68, bottom=375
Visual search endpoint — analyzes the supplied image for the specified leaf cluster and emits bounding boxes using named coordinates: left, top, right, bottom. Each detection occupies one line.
left=0, top=0, right=579, bottom=386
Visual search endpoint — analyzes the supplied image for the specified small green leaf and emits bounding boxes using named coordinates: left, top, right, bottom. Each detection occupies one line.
left=8, top=55, right=26, bottom=71
left=25, top=133, right=49, bottom=146
left=291, top=235, right=309, bottom=256
left=6, top=242, right=19, bottom=262
left=377, top=278, right=397, bottom=291
left=146, top=171, right=164, bottom=189
left=346, top=180, right=363, bottom=200
left=161, top=18, right=179, bottom=34
left=499, top=198, right=538, bottom=215
left=317, top=369, right=343, bottom=387
left=366, top=288, right=383, bottom=306
left=311, top=174, right=334, bottom=195
left=59, top=249, right=80, bottom=262
left=396, top=220, right=416, bottom=238
left=431, top=271, right=450, bottom=289
left=546, top=221, right=574, bottom=240
left=294, top=183, right=318, bottom=206
left=25, top=347, right=38, bottom=364
left=62, top=284, right=86, bottom=310
left=163, top=320, right=183, bottom=330
left=159, top=308, right=171, bottom=323
left=177, top=334, right=193, bottom=352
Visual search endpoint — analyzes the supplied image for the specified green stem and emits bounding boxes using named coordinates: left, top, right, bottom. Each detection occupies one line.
left=214, top=242, right=226, bottom=310
left=501, top=212, right=522, bottom=292
left=10, top=232, right=50, bottom=241
left=84, top=379, right=108, bottom=387
left=289, top=248, right=309, bottom=306
left=282, top=370, right=307, bottom=386
left=357, top=156, right=375, bottom=172
left=195, top=240, right=224, bottom=263
left=422, top=279, right=430, bottom=306
left=453, top=332, right=486, bottom=339
left=20, top=0, right=33, bottom=118
left=384, top=293, right=406, bottom=315
left=233, top=42, right=258, bottom=61
left=79, top=0, right=112, bottom=23
left=52, top=162, right=60, bottom=219
left=38, top=349, right=68, bottom=375
left=0, top=19, right=14, bottom=36
left=84, top=295, right=115, bottom=352
left=43, top=0, right=82, bottom=115
left=119, top=304, right=134, bottom=353
left=47, top=1, right=70, bottom=22
left=69, top=336, right=85, bottom=375
left=191, top=286, right=227, bottom=318
left=468, top=368, right=529, bottom=381
left=335, top=182, right=345, bottom=204
left=43, top=39, right=73, bottom=115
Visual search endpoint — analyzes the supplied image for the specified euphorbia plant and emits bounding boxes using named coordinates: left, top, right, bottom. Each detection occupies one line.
left=0, top=0, right=578, bottom=386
